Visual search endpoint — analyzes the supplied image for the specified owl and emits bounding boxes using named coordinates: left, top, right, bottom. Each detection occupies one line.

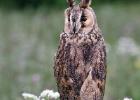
left=54, top=0, right=107, bottom=100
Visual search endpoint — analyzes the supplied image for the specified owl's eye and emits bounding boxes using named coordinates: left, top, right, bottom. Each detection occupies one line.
left=81, top=15, right=87, bottom=22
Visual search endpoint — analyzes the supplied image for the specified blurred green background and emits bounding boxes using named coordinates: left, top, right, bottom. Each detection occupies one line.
left=0, top=0, right=140, bottom=100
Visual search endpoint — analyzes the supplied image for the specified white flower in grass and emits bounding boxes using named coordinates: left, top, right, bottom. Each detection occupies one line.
left=124, top=97, right=133, bottom=100
left=53, top=92, right=60, bottom=99
left=22, top=89, right=60, bottom=100
left=117, top=37, right=139, bottom=56
left=22, top=93, right=38, bottom=100
left=40, top=89, right=60, bottom=99
left=40, top=89, right=53, bottom=98
left=48, top=91, right=60, bottom=99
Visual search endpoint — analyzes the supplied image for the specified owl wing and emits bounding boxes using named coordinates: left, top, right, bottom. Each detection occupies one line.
left=80, top=38, right=107, bottom=100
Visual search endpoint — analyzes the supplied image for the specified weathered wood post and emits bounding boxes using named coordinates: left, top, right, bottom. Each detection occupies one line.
left=54, top=0, right=107, bottom=100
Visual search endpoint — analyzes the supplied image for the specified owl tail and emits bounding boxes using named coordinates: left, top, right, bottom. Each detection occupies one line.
left=80, top=70, right=104, bottom=100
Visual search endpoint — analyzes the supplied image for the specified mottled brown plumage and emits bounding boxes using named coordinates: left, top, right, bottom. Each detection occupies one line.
left=54, top=0, right=107, bottom=100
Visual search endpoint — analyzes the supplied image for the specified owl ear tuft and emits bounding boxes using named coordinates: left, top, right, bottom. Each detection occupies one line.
left=67, top=0, right=75, bottom=7
left=80, top=0, right=92, bottom=8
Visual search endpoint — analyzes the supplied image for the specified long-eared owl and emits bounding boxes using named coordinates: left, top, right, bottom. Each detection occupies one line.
left=54, top=0, right=107, bottom=100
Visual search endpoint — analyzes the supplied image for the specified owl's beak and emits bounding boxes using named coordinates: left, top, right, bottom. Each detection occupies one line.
left=73, top=22, right=76, bottom=33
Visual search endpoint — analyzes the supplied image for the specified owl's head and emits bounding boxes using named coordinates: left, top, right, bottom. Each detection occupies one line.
left=64, top=0, right=98, bottom=34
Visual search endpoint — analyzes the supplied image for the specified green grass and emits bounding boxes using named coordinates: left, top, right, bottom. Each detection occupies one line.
left=0, top=4, right=140, bottom=100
